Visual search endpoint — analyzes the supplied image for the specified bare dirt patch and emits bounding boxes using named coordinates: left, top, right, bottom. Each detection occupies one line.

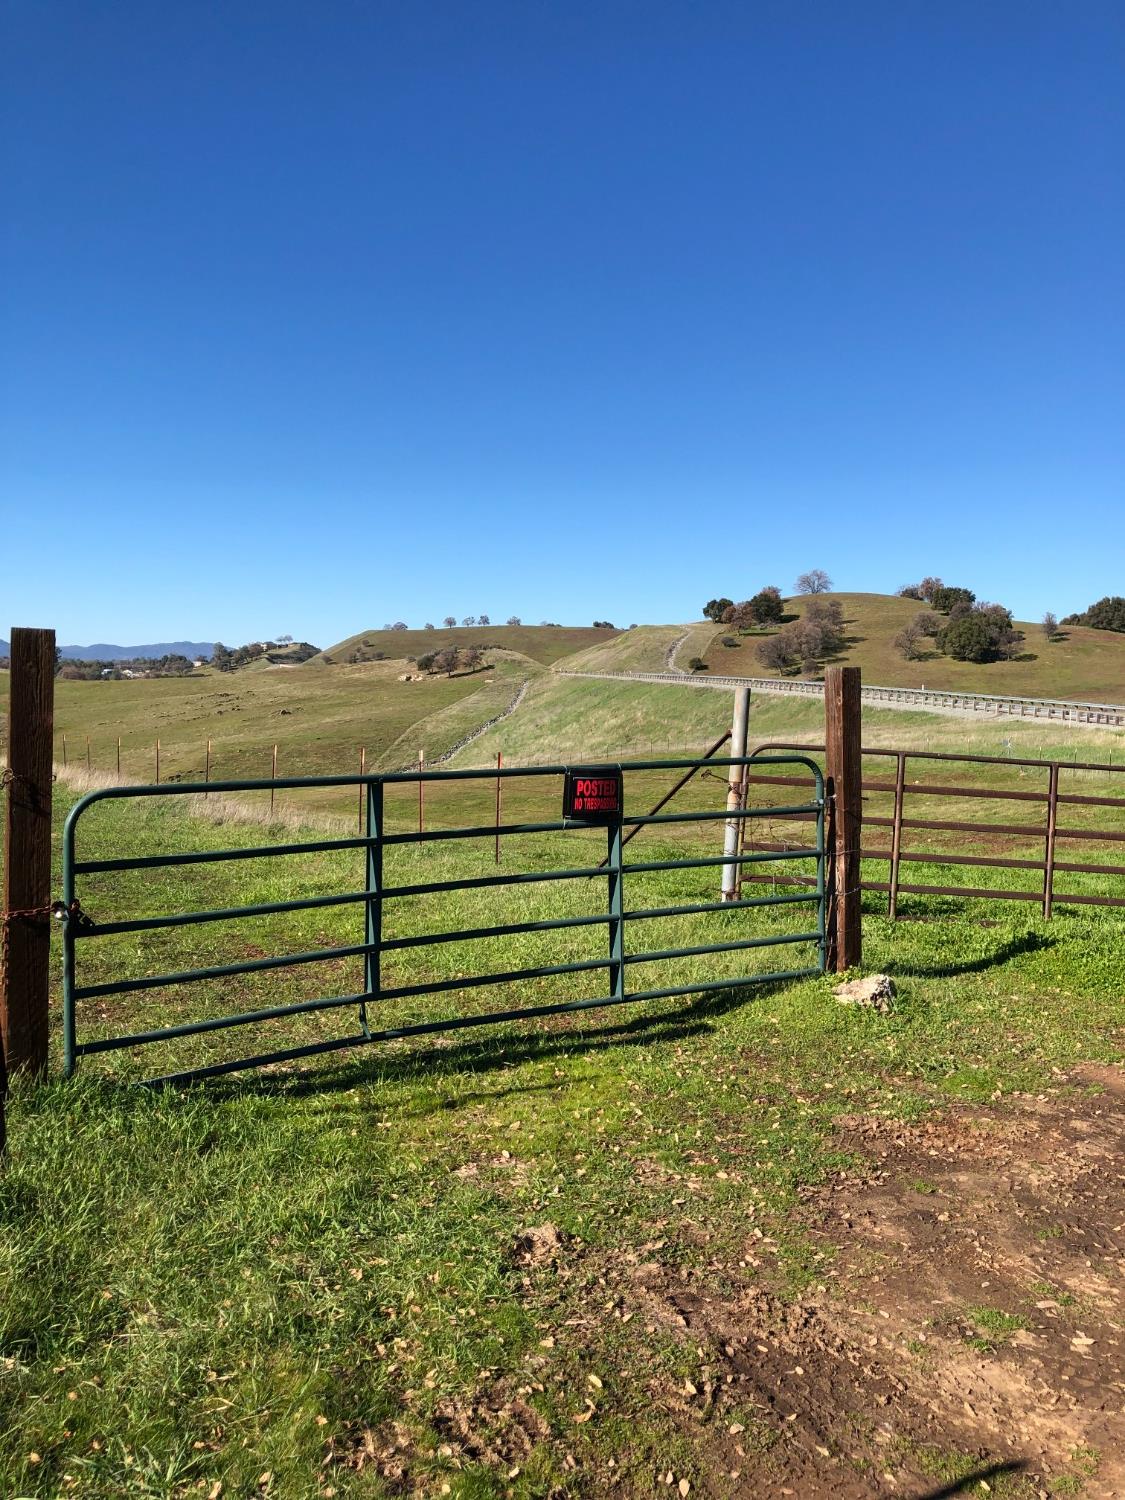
left=624, top=1067, right=1125, bottom=1497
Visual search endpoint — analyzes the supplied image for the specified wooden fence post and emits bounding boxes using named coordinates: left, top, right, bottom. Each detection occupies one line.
left=825, top=666, right=862, bottom=972
left=1, top=627, right=56, bottom=1078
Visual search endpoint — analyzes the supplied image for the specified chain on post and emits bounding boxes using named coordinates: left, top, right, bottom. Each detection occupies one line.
left=0, top=766, right=72, bottom=988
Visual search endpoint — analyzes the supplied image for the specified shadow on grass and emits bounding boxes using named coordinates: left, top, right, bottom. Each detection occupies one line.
left=207, top=978, right=789, bottom=1104
left=883, top=928, right=1053, bottom=979
left=914, top=1458, right=1026, bottom=1498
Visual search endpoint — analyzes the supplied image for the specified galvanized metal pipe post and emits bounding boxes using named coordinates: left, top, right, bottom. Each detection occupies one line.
left=721, top=688, right=751, bottom=900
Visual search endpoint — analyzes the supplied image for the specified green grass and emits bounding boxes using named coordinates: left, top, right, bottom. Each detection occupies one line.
left=311, top=624, right=621, bottom=669
left=453, top=671, right=1125, bottom=772
left=554, top=625, right=692, bottom=675
left=0, top=656, right=535, bottom=796
left=697, top=592, right=1125, bottom=701
left=966, top=1308, right=1027, bottom=1341
left=1, top=779, right=1124, bottom=1496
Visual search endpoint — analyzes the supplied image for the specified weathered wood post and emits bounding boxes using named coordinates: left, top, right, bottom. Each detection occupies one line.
left=1, top=627, right=56, bottom=1080
left=824, top=666, right=862, bottom=971
left=721, top=687, right=751, bottom=900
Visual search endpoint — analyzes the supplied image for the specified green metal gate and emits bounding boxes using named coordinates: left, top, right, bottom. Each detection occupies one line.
left=61, top=754, right=826, bottom=1087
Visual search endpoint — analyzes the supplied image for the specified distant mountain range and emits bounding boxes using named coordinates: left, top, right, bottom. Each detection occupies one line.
left=0, top=639, right=215, bottom=661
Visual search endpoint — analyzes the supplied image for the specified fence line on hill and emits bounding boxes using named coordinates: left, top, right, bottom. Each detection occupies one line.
left=555, top=670, right=1125, bottom=729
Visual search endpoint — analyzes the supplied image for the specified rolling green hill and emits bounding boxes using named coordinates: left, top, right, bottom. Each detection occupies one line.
left=310, top=622, right=621, bottom=667
left=556, top=623, right=716, bottom=675
left=4, top=597, right=1123, bottom=831
left=450, top=671, right=1125, bottom=769
left=697, top=592, right=1125, bottom=701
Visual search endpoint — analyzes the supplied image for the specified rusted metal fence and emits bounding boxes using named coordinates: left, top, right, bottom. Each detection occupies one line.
left=740, top=743, right=1125, bottom=918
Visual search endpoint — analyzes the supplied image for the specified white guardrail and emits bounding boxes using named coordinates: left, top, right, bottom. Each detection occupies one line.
left=556, top=671, right=1125, bottom=729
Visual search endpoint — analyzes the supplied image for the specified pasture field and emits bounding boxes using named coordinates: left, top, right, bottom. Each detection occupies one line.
left=1, top=655, right=535, bottom=793
left=696, top=593, right=1125, bottom=702
left=2, top=768, right=1125, bottom=1497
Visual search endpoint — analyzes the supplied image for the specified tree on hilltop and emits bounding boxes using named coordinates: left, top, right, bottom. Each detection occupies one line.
left=703, top=597, right=733, bottom=623
left=931, top=585, right=976, bottom=614
left=795, top=568, right=832, bottom=595
left=442, top=616, right=457, bottom=628
left=749, top=586, right=784, bottom=623
left=1062, top=596, right=1125, bottom=633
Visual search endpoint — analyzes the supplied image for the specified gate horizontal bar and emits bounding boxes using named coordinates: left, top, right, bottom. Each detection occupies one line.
left=622, top=848, right=820, bottom=876
left=76, top=987, right=381, bottom=1051
left=623, top=930, right=820, bottom=965
left=73, top=940, right=376, bottom=998
left=1045, top=891, right=1125, bottom=908
left=899, top=782, right=1044, bottom=803
left=624, top=890, right=819, bottom=922
left=866, top=816, right=1046, bottom=837
left=138, top=967, right=825, bottom=1088
left=862, top=881, right=1042, bottom=902
left=383, top=864, right=606, bottom=899
left=75, top=833, right=370, bottom=875
left=622, top=802, right=822, bottom=827
left=88, top=888, right=373, bottom=936
left=860, top=849, right=1047, bottom=871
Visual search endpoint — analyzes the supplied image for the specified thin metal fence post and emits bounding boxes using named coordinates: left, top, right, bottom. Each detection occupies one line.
left=155, top=738, right=160, bottom=785
left=270, top=743, right=277, bottom=818
left=204, top=738, right=211, bottom=796
left=418, top=750, right=425, bottom=836
left=361, top=778, right=383, bottom=1037
left=888, top=751, right=906, bottom=918
left=1043, top=762, right=1059, bottom=919
left=358, top=747, right=366, bottom=834
left=85, top=735, right=91, bottom=772
left=495, top=750, right=502, bottom=864
left=607, top=817, right=625, bottom=1001
left=116, top=736, right=121, bottom=778
left=62, top=734, right=67, bottom=767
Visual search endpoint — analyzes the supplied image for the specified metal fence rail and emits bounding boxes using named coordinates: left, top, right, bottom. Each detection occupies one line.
left=557, top=670, right=1125, bottom=728
left=738, top=743, right=1125, bottom=918
left=61, top=755, right=826, bottom=1086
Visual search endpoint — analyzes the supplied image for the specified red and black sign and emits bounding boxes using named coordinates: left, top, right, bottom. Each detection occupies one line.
left=563, top=766, right=623, bottom=824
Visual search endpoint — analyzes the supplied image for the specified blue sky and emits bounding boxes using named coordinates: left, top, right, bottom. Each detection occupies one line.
left=2, top=1, right=1122, bottom=646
